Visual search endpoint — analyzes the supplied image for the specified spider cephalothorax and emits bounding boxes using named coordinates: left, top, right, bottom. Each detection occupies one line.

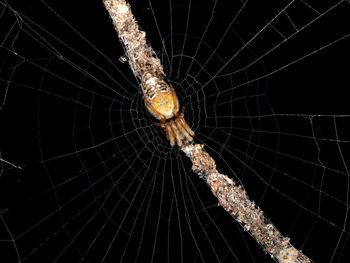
left=141, top=72, right=194, bottom=147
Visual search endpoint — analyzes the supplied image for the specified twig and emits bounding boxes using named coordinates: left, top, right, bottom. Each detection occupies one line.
left=182, top=144, right=310, bottom=263
left=103, top=0, right=164, bottom=80
left=102, top=1, right=311, bottom=262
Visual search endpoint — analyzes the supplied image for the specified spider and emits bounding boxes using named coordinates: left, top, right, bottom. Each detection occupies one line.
left=140, top=72, right=194, bottom=147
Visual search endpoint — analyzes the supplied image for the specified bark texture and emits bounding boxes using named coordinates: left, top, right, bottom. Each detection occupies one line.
left=182, top=144, right=311, bottom=263
left=103, top=0, right=164, bottom=80
left=103, top=1, right=312, bottom=262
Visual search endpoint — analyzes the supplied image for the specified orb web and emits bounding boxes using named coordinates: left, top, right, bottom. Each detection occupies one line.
left=0, top=0, right=350, bottom=262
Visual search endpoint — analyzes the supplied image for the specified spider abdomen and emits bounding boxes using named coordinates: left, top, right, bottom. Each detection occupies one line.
left=151, top=93, right=177, bottom=120
left=141, top=72, right=179, bottom=120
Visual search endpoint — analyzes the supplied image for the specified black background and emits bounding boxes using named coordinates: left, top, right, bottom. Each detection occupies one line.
left=1, top=0, right=350, bottom=262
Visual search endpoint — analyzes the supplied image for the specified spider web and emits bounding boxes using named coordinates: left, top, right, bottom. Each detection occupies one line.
left=1, top=0, right=350, bottom=262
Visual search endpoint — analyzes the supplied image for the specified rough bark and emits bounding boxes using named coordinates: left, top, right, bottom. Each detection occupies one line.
left=103, top=1, right=312, bottom=262
left=103, top=0, right=164, bottom=80
left=182, top=144, right=311, bottom=263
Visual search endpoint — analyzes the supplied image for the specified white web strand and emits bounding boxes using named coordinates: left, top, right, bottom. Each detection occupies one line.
left=103, top=0, right=310, bottom=261
left=0, top=0, right=350, bottom=262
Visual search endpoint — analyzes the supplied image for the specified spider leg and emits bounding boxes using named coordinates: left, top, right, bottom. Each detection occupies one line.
left=154, top=122, right=166, bottom=128
left=154, top=115, right=167, bottom=127
left=155, top=121, right=170, bottom=140
left=175, top=117, right=193, bottom=142
left=180, top=106, right=185, bottom=116
left=165, top=123, right=175, bottom=147
left=178, top=115, right=195, bottom=136
left=170, top=120, right=182, bottom=147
